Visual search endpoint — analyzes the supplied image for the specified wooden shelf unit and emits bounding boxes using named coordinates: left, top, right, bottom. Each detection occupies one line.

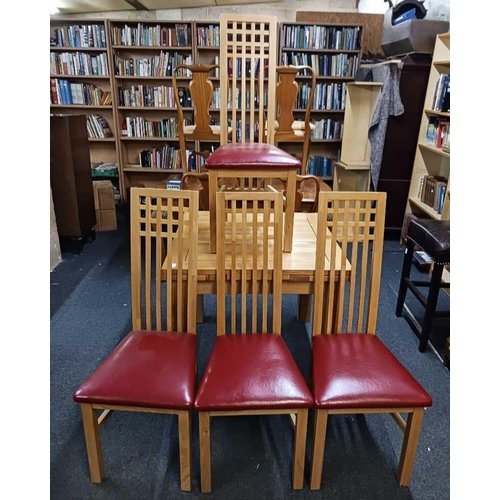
left=278, top=22, right=364, bottom=183
left=50, top=18, right=122, bottom=200
left=405, top=32, right=450, bottom=223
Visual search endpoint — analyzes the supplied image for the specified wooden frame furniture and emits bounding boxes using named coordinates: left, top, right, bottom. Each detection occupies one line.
left=219, top=14, right=278, bottom=145
left=334, top=82, right=383, bottom=192
left=273, top=65, right=316, bottom=173
left=309, top=191, right=432, bottom=489
left=295, top=174, right=321, bottom=212
left=181, top=172, right=209, bottom=210
left=173, top=63, right=222, bottom=172
left=73, top=188, right=199, bottom=492
left=205, top=143, right=301, bottom=253
left=194, top=190, right=313, bottom=493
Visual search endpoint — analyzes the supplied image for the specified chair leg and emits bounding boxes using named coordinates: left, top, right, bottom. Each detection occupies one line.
left=81, top=404, right=104, bottom=483
left=396, top=239, right=415, bottom=317
left=397, top=408, right=424, bottom=486
left=419, top=263, right=444, bottom=352
left=199, top=411, right=212, bottom=494
left=310, top=409, right=328, bottom=490
left=292, top=409, right=308, bottom=489
left=178, top=411, right=192, bottom=492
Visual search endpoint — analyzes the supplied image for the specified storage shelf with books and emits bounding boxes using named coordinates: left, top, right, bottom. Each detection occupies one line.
left=405, top=32, right=450, bottom=229
left=279, top=22, right=363, bottom=184
left=109, top=19, right=195, bottom=200
left=50, top=18, right=122, bottom=202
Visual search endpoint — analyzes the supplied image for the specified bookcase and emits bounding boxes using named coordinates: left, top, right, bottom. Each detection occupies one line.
left=50, top=18, right=122, bottom=200
left=405, top=33, right=450, bottom=223
left=278, top=22, right=363, bottom=183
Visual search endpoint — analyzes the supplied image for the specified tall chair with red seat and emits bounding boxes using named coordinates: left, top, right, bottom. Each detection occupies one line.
left=73, top=188, right=199, bottom=492
left=194, top=190, right=314, bottom=493
left=309, top=192, right=432, bottom=489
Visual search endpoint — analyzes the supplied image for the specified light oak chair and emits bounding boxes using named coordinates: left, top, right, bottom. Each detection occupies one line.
left=273, top=65, right=316, bottom=174
left=173, top=64, right=223, bottom=172
left=73, top=188, right=199, bottom=492
left=194, top=190, right=313, bottom=494
left=309, top=191, right=432, bottom=489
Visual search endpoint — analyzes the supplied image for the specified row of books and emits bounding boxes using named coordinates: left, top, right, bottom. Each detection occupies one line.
left=87, top=115, right=113, bottom=139
left=138, top=145, right=183, bottom=169
left=307, top=156, right=335, bottom=177
left=50, top=52, right=109, bottom=76
left=281, top=52, right=359, bottom=78
left=228, top=58, right=267, bottom=78
left=122, top=117, right=190, bottom=138
left=431, top=74, right=450, bottom=113
left=50, top=80, right=112, bottom=106
left=281, top=25, right=361, bottom=51
left=418, top=175, right=448, bottom=215
left=51, top=24, right=107, bottom=48
left=111, top=23, right=191, bottom=47
left=425, top=117, right=450, bottom=150
left=196, top=25, right=220, bottom=47
left=118, top=85, right=191, bottom=108
left=297, top=82, right=347, bottom=110
left=114, top=53, right=193, bottom=77
left=311, top=119, right=343, bottom=140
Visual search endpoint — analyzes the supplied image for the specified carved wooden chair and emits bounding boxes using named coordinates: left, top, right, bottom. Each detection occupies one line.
left=173, top=64, right=223, bottom=172
left=309, top=192, right=432, bottom=489
left=194, top=190, right=313, bottom=493
left=73, top=188, right=199, bottom=492
left=273, top=65, right=316, bottom=174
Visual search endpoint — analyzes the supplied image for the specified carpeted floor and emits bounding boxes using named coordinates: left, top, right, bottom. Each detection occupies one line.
left=50, top=207, right=450, bottom=500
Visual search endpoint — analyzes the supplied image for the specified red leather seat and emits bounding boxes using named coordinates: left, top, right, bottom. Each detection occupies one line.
left=313, top=335, right=432, bottom=409
left=74, top=331, right=196, bottom=410
left=194, top=334, right=313, bottom=411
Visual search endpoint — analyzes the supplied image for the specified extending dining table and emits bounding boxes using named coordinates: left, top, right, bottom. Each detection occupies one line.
left=161, top=211, right=351, bottom=323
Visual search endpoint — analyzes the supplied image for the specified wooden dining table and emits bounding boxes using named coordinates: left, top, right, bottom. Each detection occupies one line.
left=161, top=211, right=350, bottom=323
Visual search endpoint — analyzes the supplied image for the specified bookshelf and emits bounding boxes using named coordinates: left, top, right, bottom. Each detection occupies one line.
left=50, top=18, right=122, bottom=201
left=405, top=33, right=450, bottom=223
left=278, top=22, right=363, bottom=183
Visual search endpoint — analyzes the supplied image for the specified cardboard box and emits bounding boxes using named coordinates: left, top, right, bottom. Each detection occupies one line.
left=93, top=180, right=115, bottom=210
left=95, top=209, right=117, bottom=231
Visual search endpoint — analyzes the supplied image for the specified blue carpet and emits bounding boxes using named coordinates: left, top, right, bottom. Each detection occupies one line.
left=50, top=209, right=449, bottom=499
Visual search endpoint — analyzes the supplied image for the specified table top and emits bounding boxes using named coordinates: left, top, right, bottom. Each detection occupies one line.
left=162, top=212, right=350, bottom=288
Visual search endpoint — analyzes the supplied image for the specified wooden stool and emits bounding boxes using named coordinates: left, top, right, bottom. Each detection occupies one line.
left=396, top=218, right=450, bottom=352
left=205, top=143, right=301, bottom=253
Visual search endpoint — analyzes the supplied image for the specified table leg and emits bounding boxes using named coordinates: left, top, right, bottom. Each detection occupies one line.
left=197, top=295, right=204, bottom=324
left=297, top=295, right=312, bottom=322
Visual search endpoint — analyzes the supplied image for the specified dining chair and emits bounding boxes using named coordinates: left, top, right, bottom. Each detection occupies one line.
left=73, top=188, right=199, bottom=492
left=309, top=191, right=432, bottom=489
left=194, top=190, right=314, bottom=493
left=273, top=65, right=316, bottom=174
left=219, top=14, right=278, bottom=144
left=173, top=64, right=224, bottom=172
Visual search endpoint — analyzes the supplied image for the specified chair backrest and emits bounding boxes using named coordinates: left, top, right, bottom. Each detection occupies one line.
left=216, top=190, right=283, bottom=335
left=219, top=14, right=278, bottom=144
left=275, top=65, right=316, bottom=139
left=312, top=192, right=386, bottom=336
left=130, top=187, right=198, bottom=334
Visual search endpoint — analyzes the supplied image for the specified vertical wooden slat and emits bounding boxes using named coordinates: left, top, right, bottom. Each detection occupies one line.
left=250, top=23, right=255, bottom=144
left=258, top=22, right=265, bottom=143
left=165, top=197, right=173, bottom=332
left=241, top=199, right=247, bottom=333
left=177, top=198, right=185, bottom=332
left=312, top=194, right=327, bottom=336
left=357, top=200, right=370, bottom=332
left=232, top=30, right=237, bottom=144
left=230, top=199, right=237, bottom=333
left=262, top=198, right=269, bottom=333
left=325, top=200, right=338, bottom=333
left=347, top=199, right=361, bottom=333
left=241, top=33, right=246, bottom=144
left=272, top=195, right=283, bottom=334
left=216, top=192, right=226, bottom=335
left=187, top=192, right=198, bottom=335
left=252, top=201, right=258, bottom=332
left=334, top=200, right=350, bottom=333
left=130, top=189, right=142, bottom=330
left=145, top=196, right=152, bottom=330
left=155, top=196, right=162, bottom=331
left=266, top=20, right=277, bottom=145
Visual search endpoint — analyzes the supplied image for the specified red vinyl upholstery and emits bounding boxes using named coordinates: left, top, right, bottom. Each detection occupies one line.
left=204, top=143, right=302, bottom=170
left=194, top=334, right=313, bottom=411
left=74, top=331, right=196, bottom=410
left=313, top=335, right=432, bottom=409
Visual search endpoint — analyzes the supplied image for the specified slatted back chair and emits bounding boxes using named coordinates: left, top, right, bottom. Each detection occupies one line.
left=173, top=64, right=221, bottom=172
left=309, top=191, right=433, bottom=491
left=274, top=65, right=316, bottom=173
left=219, top=14, right=278, bottom=144
left=194, top=189, right=313, bottom=494
left=73, top=188, right=199, bottom=492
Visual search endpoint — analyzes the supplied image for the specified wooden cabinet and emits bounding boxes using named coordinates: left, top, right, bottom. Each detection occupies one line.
left=50, top=114, right=96, bottom=243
